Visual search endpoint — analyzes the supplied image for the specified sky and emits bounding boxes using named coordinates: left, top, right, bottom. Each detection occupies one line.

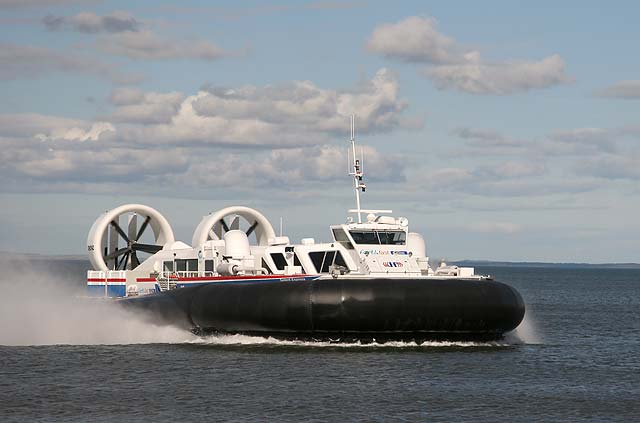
left=1, top=0, right=639, bottom=263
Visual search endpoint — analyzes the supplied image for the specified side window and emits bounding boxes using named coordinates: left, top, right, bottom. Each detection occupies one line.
left=204, top=260, right=214, bottom=272
left=187, top=259, right=198, bottom=271
left=334, top=251, right=347, bottom=268
left=309, top=251, right=325, bottom=273
left=308, top=251, right=345, bottom=273
left=163, top=261, right=173, bottom=271
left=322, top=251, right=336, bottom=272
left=293, top=253, right=306, bottom=273
left=270, top=253, right=287, bottom=271
left=176, top=259, right=187, bottom=272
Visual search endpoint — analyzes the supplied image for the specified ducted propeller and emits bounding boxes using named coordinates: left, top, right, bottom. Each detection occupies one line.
left=87, top=204, right=174, bottom=272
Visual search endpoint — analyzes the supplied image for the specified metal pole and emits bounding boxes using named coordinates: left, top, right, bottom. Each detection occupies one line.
left=350, top=115, right=360, bottom=223
left=172, top=252, right=177, bottom=291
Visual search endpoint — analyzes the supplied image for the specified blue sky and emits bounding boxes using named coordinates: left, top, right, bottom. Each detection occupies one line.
left=1, top=0, right=639, bottom=262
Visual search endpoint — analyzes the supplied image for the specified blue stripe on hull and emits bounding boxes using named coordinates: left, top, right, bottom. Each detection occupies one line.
left=87, top=284, right=126, bottom=297
left=87, top=285, right=106, bottom=297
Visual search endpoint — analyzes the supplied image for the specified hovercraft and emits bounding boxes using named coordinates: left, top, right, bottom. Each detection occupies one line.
left=85, top=116, right=525, bottom=341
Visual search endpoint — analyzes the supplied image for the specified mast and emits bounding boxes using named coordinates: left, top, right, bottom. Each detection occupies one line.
left=346, top=115, right=392, bottom=222
left=348, top=115, right=366, bottom=223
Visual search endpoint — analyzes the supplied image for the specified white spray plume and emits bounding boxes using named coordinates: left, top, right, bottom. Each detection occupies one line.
left=0, top=259, right=197, bottom=346
left=509, top=307, right=542, bottom=345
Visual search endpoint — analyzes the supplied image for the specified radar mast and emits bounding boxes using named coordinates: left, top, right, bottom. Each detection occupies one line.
left=347, top=115, right=391, bottom=223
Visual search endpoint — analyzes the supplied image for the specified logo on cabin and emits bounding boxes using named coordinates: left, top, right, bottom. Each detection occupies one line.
left=361, top=250, right=410, bottom=256
left=382, top=261, right=404, bottom=268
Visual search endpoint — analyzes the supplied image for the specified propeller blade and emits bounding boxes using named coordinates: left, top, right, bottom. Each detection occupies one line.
left=132, top=243, right=163, bottom=254
left=230, top=215, right=240, bottom=230
left=246, top=220, right=259, bottom=237
left=135, top=215, right=151, bottom=241
left=105, top=247, right=129, bottom=261
left=116, top=250, right=129, bottom=270
left=110, top=220, right=130, bottom=243
left=128, top=213, right=137, bottom=245
left=220, top=218, right=230, bottom=232
left=121, top=252, right=130, bottom=270
left=107, top=219, right=119, bottom=269
left=208, top=229, right=217, bottom=240
left=131, top=251, right=140, bottom=268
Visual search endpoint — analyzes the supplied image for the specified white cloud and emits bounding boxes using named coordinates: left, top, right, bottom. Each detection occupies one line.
left=108, top=89, right=185, bottom=124
left=40, top=10, right=226, bottom=62
left=108, top=87, right=145, bottom=105
left=0, top=0, right=93, bottom=8
left=575, top=154, right=640, bottom=180
left=13, top=147, right=189, bottom=181
left=475, top=161, right=546, bottom=179
left=367, top=16, right=572, bottom=95
left=424, top=165, right=599, bottom=197
left=192, top=68, right=410, bottom=135
left=177, top=144, right=404, bottom=189
left=0, top=113, right=114, bottom=142
left=548, top=128, right=616, bottom=154
left=0, top=70, right=411, bottom=194
left=425, top=54, right=572, bottom=95
left=0, top=113, right=85, bottom=138
left=440, top=124, right=640, bottom=194
left=453, top=126, right=620, bottom=157
left=0, top=43, right=81, bottom=78
left=0, top=43, right=141, bottom=83
left=452, top=127, right=526, bottom=150
left=43, top=11, right=140, bottom=33
left=35, top=122, right=115, bottom=142
left=598, top=80, right=640, bottom=99
left=115, top=68, right=413, bottom=147
left=98, top=30, right=225, bottom=61
left=367, top=16, right=461, bottom=64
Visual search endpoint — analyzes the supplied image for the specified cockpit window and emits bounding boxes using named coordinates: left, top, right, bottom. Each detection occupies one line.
left=332, top=228, right=349, bottom=242
left=378, top=231, right=406, bottom=245
left=332, top=228, right=355, bottom=249
left=349, top=230, right=406, bottom=245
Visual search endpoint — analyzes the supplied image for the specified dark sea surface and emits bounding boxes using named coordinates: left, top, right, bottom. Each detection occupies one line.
left=1, top=260, right=638, bottom=422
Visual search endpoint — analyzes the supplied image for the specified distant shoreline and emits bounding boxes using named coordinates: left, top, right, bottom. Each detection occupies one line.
left=453, top=260, right=640, bottom=269
left=1, top=252, right=639, bottom=269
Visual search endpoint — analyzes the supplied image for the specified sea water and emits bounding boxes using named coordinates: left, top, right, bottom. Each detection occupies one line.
left=0, top=259, right=638, bottom=422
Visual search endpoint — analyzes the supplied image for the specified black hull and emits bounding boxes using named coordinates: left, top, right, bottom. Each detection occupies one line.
left=121, top=278, right=525, bottom=341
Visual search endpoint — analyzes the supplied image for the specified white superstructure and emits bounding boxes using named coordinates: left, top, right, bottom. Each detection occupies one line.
left=86, top=116, right=483, bottom=297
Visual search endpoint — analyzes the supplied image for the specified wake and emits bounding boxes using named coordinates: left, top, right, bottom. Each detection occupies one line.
left=188, top=333, right=518, bottom=349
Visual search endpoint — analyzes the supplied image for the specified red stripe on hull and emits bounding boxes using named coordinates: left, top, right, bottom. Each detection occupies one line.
left=86, top=278, right=126, bottom=282
left=135, top=274, right=314, bottom=282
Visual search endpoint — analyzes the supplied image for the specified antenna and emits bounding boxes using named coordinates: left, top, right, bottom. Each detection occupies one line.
left=348, top=115, right=367, bottom=223
left=345, top=116, right=392, bottom=221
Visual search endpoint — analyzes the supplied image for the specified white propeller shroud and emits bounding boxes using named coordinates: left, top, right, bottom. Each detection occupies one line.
left=87, top=204, right=175, bottom=272
left=192, top=206, right=276, bottom=248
